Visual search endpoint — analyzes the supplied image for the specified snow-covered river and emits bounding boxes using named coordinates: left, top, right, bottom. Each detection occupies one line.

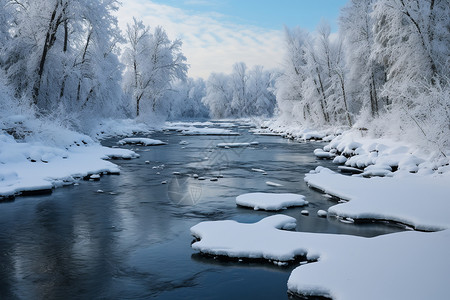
left=0, top=121, right=405, bottom=299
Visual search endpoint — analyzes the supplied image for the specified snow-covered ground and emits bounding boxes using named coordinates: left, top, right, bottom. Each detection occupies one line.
left=91, top=118, right=155, bottom=139
left=305, top=166, right=450, bottom=231
left=258, top=119, right=343, bottom=141
left=236, top=193, right=308, bottom=211
left=190, top=121, right=450, bottom=299
left=191, top=215, right=450, bottom=299
left=0, top=131, right=138, bottom=198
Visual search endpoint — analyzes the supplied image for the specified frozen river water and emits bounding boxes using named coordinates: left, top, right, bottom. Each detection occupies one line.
left=0, top=121, right=404, bottom=299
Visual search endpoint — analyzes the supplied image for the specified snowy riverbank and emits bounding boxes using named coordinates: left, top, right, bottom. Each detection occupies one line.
left=0, top=117, right=160, bottom=199
left=0, top=132, right=138, bottom=198
left=190, top=119, right=450, bottom=299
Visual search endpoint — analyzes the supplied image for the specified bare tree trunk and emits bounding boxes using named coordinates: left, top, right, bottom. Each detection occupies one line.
left=76, top=30, right=92, bottom=102
left=33, top=1, right=65, bottom=105
left=337, top=72, right=352, bottom=127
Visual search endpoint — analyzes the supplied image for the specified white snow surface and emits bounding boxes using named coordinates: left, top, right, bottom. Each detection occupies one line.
left=217, top=142, right=250, bottom=148
left=182, top=127, right=239, bottom=136
left=305, top=166, right=450, bottom=231
left=191, top=215, right=450, bottom=300
left=236, top=193, right=308, bottom=211
left=0, top=133, right=138, bottom=197
left=118, top=137, right=167, bottom=146
left=260, top=119, right=343, bottom=141
left=91, top=118, right=154, bottom=139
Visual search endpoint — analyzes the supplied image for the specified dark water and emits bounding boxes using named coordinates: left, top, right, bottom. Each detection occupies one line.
left=0, top=121, right=404, bottom=299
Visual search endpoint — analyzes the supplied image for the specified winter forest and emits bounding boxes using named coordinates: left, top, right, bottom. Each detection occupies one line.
left=1, top=1, right=450, bottom=299
left=0, top=0, right=448, bottom=154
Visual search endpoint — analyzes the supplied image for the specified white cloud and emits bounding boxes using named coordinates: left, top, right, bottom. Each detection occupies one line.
left=116, top=0, right=284, bottom=79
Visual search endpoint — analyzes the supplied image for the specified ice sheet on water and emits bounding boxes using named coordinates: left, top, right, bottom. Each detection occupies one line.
left=217, top=142, right=250, bottom=148
left=236, top=192, right=308, bottom=211
left=191, top=215, right=450, bottom=300
left=266, top=181, right=284, bottom=187
left=118, top=137, right=167, bottom=146
left=182, top=127, right=239, bottom=136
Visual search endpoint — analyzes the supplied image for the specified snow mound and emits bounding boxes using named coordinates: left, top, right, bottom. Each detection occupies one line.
left=305, top=167, right=450, bottom=231
left=118, top=137, right=167, bottom=146
left=191, top=215, right=450, bottom=300
left=287, top=229, right=450, bottom=300
left=314, top=148, right=335, bottom=159
left=191, top=215, right=300, bottom=261
left=236, top=193, right=308, bottom=211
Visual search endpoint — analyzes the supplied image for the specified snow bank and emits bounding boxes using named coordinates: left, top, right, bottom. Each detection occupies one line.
left=91, top=118, right=154, bottom=139
left=305, top=167, right=450, bottom=231
left=288, top=228, right=450, bottom=300
left=315, top=130, right=447, bottom=177
left=0, top=133, right=138, bottom=198
left=118, top=137, right=167, bottom=146
left=259, top=119, right=344, bottom=141
left=191, top=215, right=450, bottom=300
left=236, top=193, right=308, bottom=211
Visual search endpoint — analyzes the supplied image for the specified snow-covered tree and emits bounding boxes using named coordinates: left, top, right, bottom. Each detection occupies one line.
left=340, top=0, right=386, bottom=118
left=167, top=78, right=209, bottom=119
left=277, top=22, right=353, bottom=128
left=1, top=0, right=125, bottom=128
left=275, top=26, right=309, bottom=123
left=247, top=65, right=278, bottom=116
left=202, top=72, right=232, bottom=119
left=203, top=63, right=277, bottom=119
left=123, top=18, right=188, bottom=119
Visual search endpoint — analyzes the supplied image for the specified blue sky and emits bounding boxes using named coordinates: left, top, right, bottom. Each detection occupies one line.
left=151, top=0, right=348, bottom=31
left=118, top=1, right=349, bottom=78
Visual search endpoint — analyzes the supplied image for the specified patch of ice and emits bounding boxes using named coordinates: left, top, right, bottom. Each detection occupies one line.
left=182, top=127, right=239, bottom=136
left=266, top=181, right=284, bottom=187
left=217, top=142, right=250, bottom=148
left=236, top=193, right=308, bottom=211
left=118, top=137, right=167, bottom=146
